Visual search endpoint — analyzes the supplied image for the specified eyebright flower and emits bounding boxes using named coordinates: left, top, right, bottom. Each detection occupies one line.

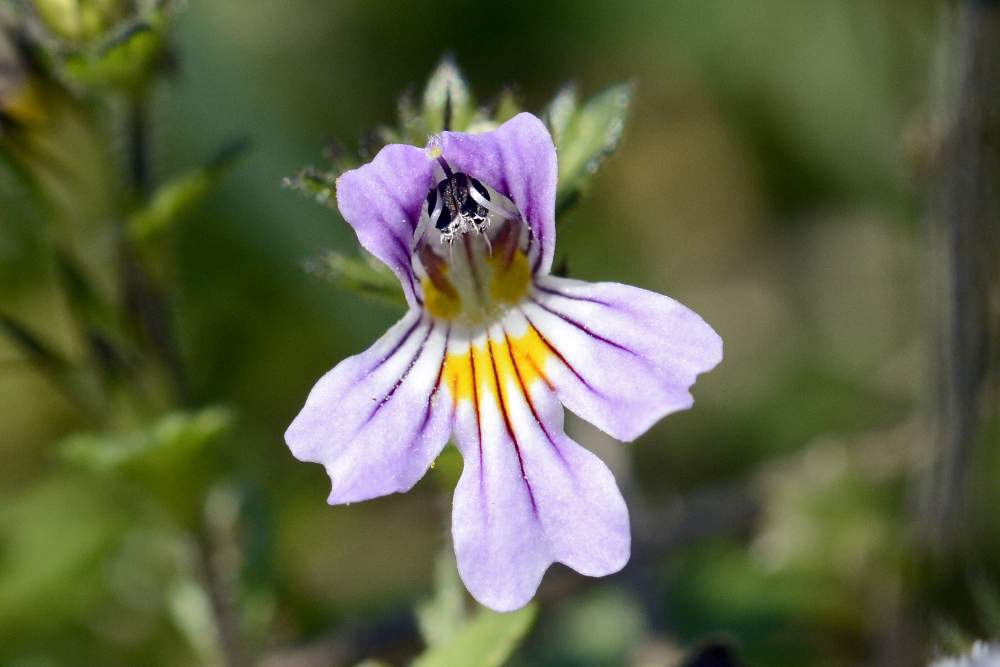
left=286, top=113, right=722, bottom=611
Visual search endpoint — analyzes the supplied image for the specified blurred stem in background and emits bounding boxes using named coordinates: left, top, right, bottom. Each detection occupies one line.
left=1, top=3, right=248, bottom=665
left=923, top=0, right=999, bottom=559
left=917, top=0, right=1000, bottom=651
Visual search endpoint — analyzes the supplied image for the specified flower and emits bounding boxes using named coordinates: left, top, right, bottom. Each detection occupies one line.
left=286, top=112, right=722, bottom=611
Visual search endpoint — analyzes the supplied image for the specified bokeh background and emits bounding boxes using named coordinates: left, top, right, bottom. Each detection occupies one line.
left=2, top=1, right=998, bottom=666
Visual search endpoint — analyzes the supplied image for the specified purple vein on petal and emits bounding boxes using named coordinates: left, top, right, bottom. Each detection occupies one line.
left=365, top=314, right=425, bottom=379
left=528, top=297, right=637, bottom=356
left=487, top=335, right=539, bottom=515
left=468, top=341, right=485, bottom=491
left=499, top=321, right=572, bottom=473
left=370, top=169, right=419, bottom=232
left=404, top=323, right=452, bottom=459
left=532, top=282, right=616, bottom=308
left=362, top=321, right=436, bottom=425
left=518, top=307, right=604, bottom=397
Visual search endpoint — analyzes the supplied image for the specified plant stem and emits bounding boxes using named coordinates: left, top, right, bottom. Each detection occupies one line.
left=922, top=0, right=1000, bottom=554
left=120, top=88, right=190, bottom=404
left=196, top=528, right=246, bottom=667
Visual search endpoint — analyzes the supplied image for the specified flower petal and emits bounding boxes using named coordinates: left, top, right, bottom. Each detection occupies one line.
left=447, top=321, right=630, bottom=612
left=437, top=113, right=557, bottom=276
left=285, top=309, right=454, bottom=503
left=336, top=144, right=436, bottom=307
left=520, top=276, right=723, bottom=442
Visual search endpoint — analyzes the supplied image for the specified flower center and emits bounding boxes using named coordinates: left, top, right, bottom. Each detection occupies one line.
left=414, top=166, right=533, bottom=324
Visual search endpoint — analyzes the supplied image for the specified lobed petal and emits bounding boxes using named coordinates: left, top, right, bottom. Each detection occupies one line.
left=521, top=276, right=723, bottom=442
left=285, top=309, right=454, bottom=503
left=437, top=113, right=558, bottom=276
left=336, top=144, right=435, bottom=307
left=447, top=321, right=630, bottom=611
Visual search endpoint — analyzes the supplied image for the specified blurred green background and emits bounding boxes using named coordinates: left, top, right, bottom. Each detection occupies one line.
left=2, top=1, right=998, bottom=666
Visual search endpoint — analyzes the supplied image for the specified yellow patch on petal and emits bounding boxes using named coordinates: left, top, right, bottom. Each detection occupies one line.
left=442, top=325, right=552, bottom=408
left=422, top=275, right=462, bottom=320
left=507, top=324, right=552, bottom=390
left=488, top=249, right=532, bottom=305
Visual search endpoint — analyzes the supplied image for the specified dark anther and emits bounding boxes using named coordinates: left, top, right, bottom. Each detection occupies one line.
left=428, top=172, right=489, bottom=235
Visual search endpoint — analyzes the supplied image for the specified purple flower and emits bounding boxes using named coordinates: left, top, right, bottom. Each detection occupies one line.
left=286, top=113, right=722, bottom=611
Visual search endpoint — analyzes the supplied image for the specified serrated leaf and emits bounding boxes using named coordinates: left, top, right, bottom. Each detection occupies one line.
left=416, top=551, right=467, bottom=647
left=129, top=138, right=248, bottom=242
left=423, top=56, right=474, bottom=133
left=412, top=603, right=536, bottom=667
left=308, top=251, right=406, bottom=309
left=554, top=83, right=633, bottom=213
left=59, top=405, right=234, bottom=473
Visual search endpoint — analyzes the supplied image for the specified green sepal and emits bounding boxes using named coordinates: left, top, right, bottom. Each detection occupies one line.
left=550, top=82, right=633, bottom=214
left=492, top=86, right=522, bottom=125
left=307, top=251, right=406, bottom=309
left=422, top=56, right=474, bottom=134
left=283, top=165, right=338, bottom=209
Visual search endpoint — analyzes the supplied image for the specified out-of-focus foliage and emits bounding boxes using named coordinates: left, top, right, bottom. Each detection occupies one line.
left=2, top=1, right=998, bottom=666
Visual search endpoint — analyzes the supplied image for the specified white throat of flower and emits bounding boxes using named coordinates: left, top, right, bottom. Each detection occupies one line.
left=413, top=157, right=534, bottom=325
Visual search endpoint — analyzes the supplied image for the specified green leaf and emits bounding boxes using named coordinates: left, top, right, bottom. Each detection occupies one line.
left=0, top=312, right=70, bottom=376
left=423, top=56, right=474, bottom=133
left=553, top=83, right=633, bottom=214
left=60, top=406, right=235, bottom=523
left=416, top=552, right=467, bottom=647
left=167, top=577, right=226, bottom=667
left=0, top=477, right=123, bottom=638
left=129, top=138, right=248, bottom=242
left=61, top=18, right=166, bottom=89
left=412, top=603, right=536, bottom=667
left=307, top=251, right=406, bottom=309
left=59, top=405, right=234, bottom=474
left=0, top=311, right=102, bottom=414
